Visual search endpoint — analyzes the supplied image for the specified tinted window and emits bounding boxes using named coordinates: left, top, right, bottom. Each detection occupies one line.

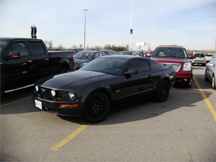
left=195, top=54, right=205, bottom=57
left=0, top=39, right=8, bottom=55
left=30, top=42, right=45, bottom=55
left=81, top=57, right=126, bottom=75
left=75, top=52, right=94, bottom=60
left=9, top=42, right=29, bottom=56
left=94, top=53, right=99, bottom=58
left=127, top=60, right=150, bottom=72
left=151, top=60, right=163, bottom=70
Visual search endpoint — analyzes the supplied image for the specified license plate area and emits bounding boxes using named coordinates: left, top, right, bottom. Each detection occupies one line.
left=35, top=100, right=42, bottom=110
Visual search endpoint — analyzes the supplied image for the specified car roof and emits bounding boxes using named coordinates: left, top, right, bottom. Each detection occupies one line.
left=157, top=45, right=185, bottom=49
left=100, top=55, right=148, bottom=60
left=0, top=37, right=42, bottom=41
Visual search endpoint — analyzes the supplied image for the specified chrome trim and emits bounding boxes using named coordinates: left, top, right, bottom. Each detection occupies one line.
left=4, top=84, right=34, bottom=93
left=161, top=63, right=181, bottom=72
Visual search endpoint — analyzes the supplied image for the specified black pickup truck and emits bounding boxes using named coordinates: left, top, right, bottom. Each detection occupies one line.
left=0, top=38, right=75, bottom=95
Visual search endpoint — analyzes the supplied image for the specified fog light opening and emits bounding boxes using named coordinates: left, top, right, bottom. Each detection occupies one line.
left=184, top=78, right=188, bottom=82
left=60, top=104, right=78, bottom=107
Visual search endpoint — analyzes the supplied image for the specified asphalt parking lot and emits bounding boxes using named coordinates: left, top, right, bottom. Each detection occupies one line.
left=1, top=66, right=216, bottom=162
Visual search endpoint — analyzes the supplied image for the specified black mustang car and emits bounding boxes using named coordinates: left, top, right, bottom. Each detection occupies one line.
left=32, top=55, right=176, bottom=123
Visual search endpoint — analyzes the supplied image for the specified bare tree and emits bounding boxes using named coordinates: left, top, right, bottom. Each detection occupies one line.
left=72, top=45, right=78, bottom=49
left=48, top=41, right=53, bottom=49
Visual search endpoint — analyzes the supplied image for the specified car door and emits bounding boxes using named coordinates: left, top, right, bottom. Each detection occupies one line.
left=1, top=40, right=34, bottom=91
left=119, top=59, right=154, bottom=100
left=28, top=41, right=50, bottom=81
left=208, top=57, right=216, bottom=79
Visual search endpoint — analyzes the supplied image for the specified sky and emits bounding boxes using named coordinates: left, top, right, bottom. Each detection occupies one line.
left=0, top=0, right=216, bottom=51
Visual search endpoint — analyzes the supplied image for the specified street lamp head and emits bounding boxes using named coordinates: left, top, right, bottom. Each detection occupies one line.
left=83, top=9, right=88, bottom=11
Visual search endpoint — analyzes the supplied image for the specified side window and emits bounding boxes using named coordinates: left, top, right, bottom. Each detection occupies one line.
left=29, top=42, right=45, bottom=55
left=151, top=60, right=163, bottom=70
left=127, top=60, right=150, bottom=72
left=209, top=58, right=215, bottom=65
left=94, top=53, right=99, bottom=58
left=9, top=42, right=29, bottom=56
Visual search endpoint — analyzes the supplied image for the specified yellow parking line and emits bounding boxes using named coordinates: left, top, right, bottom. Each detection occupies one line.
left=50, top=123, right=90, bottom=151
left=171, top=89, right=216, bottom=94
left=0, top=96, right=31, bottom=107
left=193, top=76, right=216, bottom=121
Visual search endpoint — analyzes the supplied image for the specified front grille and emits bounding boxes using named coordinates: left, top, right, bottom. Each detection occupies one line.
left=38, top=87, right=58, bottom=100
left=162, top=63, right=181, bottom=72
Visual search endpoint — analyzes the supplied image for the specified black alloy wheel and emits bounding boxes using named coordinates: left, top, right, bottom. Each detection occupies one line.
left=156, top=80, right=170, bottom=102
left=83, top=93, right=110, bottom=123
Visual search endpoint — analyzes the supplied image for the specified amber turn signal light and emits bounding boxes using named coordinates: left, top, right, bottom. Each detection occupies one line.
left=60, top=104, right=78, bottom=107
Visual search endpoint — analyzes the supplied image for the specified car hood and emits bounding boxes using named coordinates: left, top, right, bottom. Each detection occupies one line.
left=151, top=57, right=190, bottom=64
left=35, top=70, right=115, bottom=90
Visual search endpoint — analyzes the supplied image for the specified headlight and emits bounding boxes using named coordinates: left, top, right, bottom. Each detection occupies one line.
left=68, top=92, right=75, bottom=100
left=35, top=85, right=39, bottom=92
left=183, top=63, right=191, bottom=71
left=51, top=89, right=56, bottom=97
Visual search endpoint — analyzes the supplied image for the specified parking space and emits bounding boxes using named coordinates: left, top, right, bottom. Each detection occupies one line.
left=0, top=66, right=215, bottom=161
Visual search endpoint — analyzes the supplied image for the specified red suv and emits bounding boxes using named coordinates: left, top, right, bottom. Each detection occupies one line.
left=151, top=45, right=193, bottom=88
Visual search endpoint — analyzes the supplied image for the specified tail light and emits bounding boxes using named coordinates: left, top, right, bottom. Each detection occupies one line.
left=73, top=55, right=75, bottom=62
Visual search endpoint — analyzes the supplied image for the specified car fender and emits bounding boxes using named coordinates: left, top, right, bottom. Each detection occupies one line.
left=58, top=58, right=70, bottom=71
left=80, top=85, right=112, bottom=108
left=157, top=73, right=170, bottom=88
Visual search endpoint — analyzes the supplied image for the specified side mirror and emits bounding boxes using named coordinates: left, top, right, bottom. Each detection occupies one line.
left=3, top=52, right=20, bottom=61
left=124, top=69, right=138, bottom=75
left=209, top=64, right=215, bottom=67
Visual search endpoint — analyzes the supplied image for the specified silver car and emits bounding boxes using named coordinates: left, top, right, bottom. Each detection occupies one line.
left=192, top=53, right=206, bottom=66
left=205, top=54, right=213, bottom=63
left=204, top=56, right=216, bottom=89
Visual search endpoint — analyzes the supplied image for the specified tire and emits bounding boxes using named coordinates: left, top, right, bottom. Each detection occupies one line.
left=156, top=80, right=170, bottom=102
left=59, top=67, right=68, bottom=74
left=83, top=93, right=110, bottom=123
left=204, top=72, right=208, bottom=81
left=185, top=75, right=193, bottom=88
left=212, top=75, right=216, bottom=90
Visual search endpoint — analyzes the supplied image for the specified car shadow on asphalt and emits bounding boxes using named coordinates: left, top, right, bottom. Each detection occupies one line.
left=0, top=87, right=39, bottom=115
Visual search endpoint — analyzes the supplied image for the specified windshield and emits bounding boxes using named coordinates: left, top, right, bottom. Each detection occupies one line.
left=121, top=51, right=132, bottom=55
left=100, top=51, right=109, bottom=54
left=0, top=39, right=9, bottom=55
left=80, top=57, right=127, bottom=75
left=195, top=54, right=205, bottom=57
left=75, top=52, right=94, bottom=60
left=153, top=48, right=187, bottom=58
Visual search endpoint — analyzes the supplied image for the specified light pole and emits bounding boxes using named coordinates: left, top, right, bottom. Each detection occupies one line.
left=130, top=0, right=133, bottom=51
left=83, top=9, right=88, bottom=51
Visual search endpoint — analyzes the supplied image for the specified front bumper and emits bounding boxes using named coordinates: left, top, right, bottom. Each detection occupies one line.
left=175, top=71, right=192, bottom=83
left=32, top=92, right=83, bottom=117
